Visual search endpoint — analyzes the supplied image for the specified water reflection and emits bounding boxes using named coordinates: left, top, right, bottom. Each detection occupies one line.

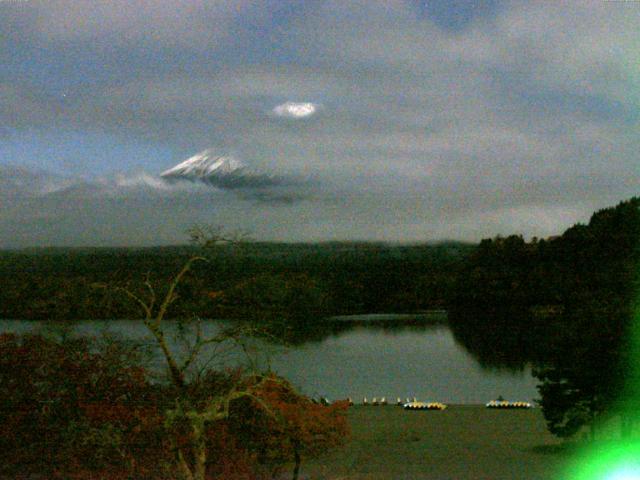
left=268, top=317, right=447, bottom=346
left=448, top=309, right=551, bottom=372
left=0, top=317, right=539, bottom=404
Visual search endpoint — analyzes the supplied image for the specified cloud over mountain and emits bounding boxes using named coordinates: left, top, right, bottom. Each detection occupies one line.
left=1, top=1, right=638, bottom=247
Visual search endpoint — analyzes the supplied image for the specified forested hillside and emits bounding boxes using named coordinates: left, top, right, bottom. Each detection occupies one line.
left=449, top=197, right=640, bottom=362
left=449, top=197, right=640, bottom=438
left=0, top=241, right=473, bottom=320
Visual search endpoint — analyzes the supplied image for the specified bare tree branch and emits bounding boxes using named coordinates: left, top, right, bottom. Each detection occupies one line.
left=144, top=272, right=156, bottom=314
left=155, top=256, right=207, bottom=327
left=118, top=286, right=152, bottom=319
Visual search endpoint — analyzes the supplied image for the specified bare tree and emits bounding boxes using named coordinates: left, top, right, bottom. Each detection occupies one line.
left=107, top=227, right=275, bottom=480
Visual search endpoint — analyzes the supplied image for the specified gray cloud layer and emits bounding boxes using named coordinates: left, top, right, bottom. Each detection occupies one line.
left=1, top=1, right=638, bottom=247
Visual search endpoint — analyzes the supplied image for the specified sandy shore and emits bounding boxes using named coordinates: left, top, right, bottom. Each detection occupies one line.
left=302, top=405, right=571, bottom=480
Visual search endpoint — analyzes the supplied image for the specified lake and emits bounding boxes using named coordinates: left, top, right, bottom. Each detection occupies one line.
left=0, top=317, right=539, bottom=404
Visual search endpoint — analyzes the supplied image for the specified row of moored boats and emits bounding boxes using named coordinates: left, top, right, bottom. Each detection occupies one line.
left=317, top=397, right=532, bottom=410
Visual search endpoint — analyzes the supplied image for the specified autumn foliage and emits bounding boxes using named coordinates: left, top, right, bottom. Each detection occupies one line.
left=228, top=376, right=350, bottom=479
left=0, top=333, right=349, bottom=479
left=0, top=332, right=167, bottom=478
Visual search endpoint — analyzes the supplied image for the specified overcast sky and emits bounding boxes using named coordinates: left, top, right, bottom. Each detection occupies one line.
left=1, top=0, right=638, bottom=247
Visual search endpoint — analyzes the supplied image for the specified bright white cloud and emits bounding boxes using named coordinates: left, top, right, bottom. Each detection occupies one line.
left=272, top=102, right=320, bottom=119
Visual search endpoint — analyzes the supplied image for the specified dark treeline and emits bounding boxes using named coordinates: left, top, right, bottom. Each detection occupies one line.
left=449, top=197, right=640, bottom=437
left=449, top=197, right=640, bottom=366
left=0, top=241, right=473, bottom=321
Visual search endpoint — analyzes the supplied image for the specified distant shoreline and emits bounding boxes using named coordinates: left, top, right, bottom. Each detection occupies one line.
left=0, top=312, right=449, bottom=323
left=326, top=310, right=448, bottom=323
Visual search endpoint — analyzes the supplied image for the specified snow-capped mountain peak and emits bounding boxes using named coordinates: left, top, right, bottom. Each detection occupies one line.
left=160, top=149, right=287, bottom=190
left=161, top=149, right=245, bottom=178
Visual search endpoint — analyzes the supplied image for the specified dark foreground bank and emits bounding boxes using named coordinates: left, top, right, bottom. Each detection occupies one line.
left=303, top=405, right=570, bottom=480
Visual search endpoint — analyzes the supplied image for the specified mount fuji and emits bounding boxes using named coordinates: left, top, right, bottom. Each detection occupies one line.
left=160, top=149, right=288, bottom=190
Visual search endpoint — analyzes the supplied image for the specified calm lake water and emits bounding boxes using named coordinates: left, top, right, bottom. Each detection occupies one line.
left=0, top=318, right=539, bottom=404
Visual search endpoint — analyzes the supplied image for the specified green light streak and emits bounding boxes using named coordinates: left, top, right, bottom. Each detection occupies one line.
left=564, top=440, right=640, bottom=480
left=562, top=241, right=640, bottom=479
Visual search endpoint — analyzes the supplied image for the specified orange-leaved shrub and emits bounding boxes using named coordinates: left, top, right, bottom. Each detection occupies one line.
left=0, top=334, right=350, bottom=480
left=0, top=333, right=168, bottom=479
left=228, top=375, right=350, bottom=479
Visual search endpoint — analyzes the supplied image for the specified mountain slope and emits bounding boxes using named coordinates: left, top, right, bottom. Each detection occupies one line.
left=0, top=165, right=74, bottom=198
left=160, top=149, right=285, bottom=189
